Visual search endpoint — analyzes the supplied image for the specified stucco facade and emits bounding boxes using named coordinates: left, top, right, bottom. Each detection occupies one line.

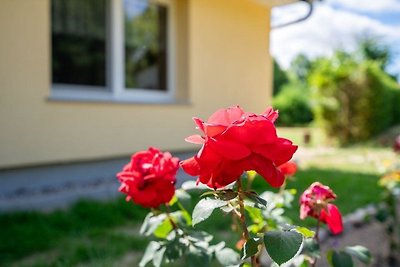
left=0, top=0, right=275, bottom=168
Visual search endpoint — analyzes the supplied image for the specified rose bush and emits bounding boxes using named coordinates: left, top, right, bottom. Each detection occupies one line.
left=300, top=182, right=343, bottom=235
left=116, top=106, right=371, bottom=267
left=181, top=106, right=298, bottom=189
left=117, top=147, right=179, bottom=208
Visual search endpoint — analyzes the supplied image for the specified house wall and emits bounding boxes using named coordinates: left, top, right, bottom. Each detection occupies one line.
left=0, top=0, right=273, bottom=168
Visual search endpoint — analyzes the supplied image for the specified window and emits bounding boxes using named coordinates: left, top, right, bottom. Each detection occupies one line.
left=50, top=0, right=175, bottom=103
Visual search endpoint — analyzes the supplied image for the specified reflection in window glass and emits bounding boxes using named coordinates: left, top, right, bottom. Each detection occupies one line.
left=51, top=0, right=107, bottom=87
left=124, top=0, right=168, bottom=91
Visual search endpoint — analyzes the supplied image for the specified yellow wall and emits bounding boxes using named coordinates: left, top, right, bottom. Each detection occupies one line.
left=0, top=0, right=272, bottom=168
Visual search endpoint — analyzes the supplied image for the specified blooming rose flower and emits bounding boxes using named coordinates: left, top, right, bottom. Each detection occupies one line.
left=117, top=147, right=179, bottom=208
left=180, top=106, right=297, bottom=189
left=278, top=161, right=297, bottom=177
left=300, top=182, right=343, bottom=234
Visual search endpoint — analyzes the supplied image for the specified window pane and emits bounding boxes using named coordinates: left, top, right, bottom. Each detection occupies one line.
left=51, top=0, right=107, bottom=87
left=124, top=0, right=168, bottom=91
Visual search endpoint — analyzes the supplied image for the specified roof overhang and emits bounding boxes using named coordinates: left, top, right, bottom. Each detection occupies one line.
left=254, top=0, right=298, bottom=7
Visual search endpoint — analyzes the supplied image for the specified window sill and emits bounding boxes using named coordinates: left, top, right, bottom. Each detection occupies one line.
left=48, top=87, right=191, bottom=106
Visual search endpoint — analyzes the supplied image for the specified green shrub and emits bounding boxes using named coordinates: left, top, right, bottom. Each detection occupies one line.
left=388, top=82, right=400, bottom=125
left=310, top=53, right=398, bottom=145
left=272, top=81, right=313, bottom=126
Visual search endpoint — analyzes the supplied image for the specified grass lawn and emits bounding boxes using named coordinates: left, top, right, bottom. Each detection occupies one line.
left=0, top=127, right=396, bottom=266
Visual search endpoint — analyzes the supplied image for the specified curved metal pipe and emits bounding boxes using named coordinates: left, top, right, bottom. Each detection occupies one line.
left=271, top=0, right=314, bottom=29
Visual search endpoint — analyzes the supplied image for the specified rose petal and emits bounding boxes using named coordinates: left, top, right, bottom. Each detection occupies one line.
left=180, top=157, right=201, bottom=176
left=185, top=135, right=205, bottom=144
left=208, top=138, right=251, bottom=160
left=253, top=138, right=298, bottom=166
left=262, top=107, right=279, bottom=123
left=203, top=124, right=227, bottom=137
left=207, top=106, right=244, bottom=125
left=321, top=204, right=343, bottom=235
left=278, top=161, right=297, bottom=176
left=193, top=117, right=205, bottom=132
left=221, top=118, right=277, bottom=145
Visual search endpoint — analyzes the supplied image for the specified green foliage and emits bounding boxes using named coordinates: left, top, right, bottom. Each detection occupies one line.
left=0, top=197, right=147, bottom=265
left=290, top=54, right=313, bottom=82
left=241, top=237, right=262, bottom=260
left=273, top=59, right=289, bottom=96
left=357, top=35, right=391, bottom=70
left=389, top=83, right=400, bottom=125
left=345, top=245, right=372, bottom=265
left=273, top=81, right=314, bottom=126
left=327, top=246, right=371, bottom=267
left=192, top=198, right=228, bottom=226
left=327, top=250, right=354, bottom=267
left=310, top=52, right=399, bottom=145
left=264, top=230, right=303, bottom=265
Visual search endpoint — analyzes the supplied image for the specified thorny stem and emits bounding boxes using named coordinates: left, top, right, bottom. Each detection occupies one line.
left=237, top=178, right=259, bottom=267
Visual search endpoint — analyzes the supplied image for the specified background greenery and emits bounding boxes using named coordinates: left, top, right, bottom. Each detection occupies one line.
left=272, top=37, right=400, bottom=146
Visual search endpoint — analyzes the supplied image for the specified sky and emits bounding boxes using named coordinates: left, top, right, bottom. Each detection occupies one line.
left=270, top=0, right=400, bottom=79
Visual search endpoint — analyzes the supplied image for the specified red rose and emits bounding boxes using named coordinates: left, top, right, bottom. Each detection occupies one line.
left=117, top=147, right=179, bottom=208
left=300, top=182, right=343, bottom=235
left=278, top=161, right=297, bottom=176
left=180, top=106, right=298, bottom=189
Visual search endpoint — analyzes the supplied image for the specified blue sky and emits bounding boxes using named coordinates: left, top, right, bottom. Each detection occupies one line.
left=271, top=0, right=400, bottom=79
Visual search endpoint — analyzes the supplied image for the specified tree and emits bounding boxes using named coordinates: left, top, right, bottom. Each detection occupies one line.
left=273, top=59, right=289, bottom=96
left=290, top=54, right=313, bottom=82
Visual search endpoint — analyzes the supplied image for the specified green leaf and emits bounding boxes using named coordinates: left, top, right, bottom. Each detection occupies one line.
left=165, top=238, right=184, bottom=261
left=218, top=189, right=238, bottom=201
left=153, top=245, right=166, bottom=267
left=140, top=213, right=167, bottom=236
left=181, top=180, right=208, bottom=191
left=186, top=245, right=211, bottom=267
left=303, top=239, right=320, bottom=258
left=244, top=192, right=267, bottom=208
left=200, top=191, right=217, bottom=198
left=187, top=230, right=214, bottom=243
left=169, top=195, right=178, bottom=206
left=241, top=237, right=261, bottom=260
left=153, top=218, right=173, bottom=238
left=245, top=206, right=264, bottom=223
left=327, top=250, right=353, bottom=267
left=176, top=189, right=192, bottom=211
left=264, top=230, right=303, bottom=265
left=295, top=226, right=315, bottom=238
left=192, top=198, right=227, bottom=226
left=139, top=241, right=161, bottom=267
left=216, top=247, right=240, bottom=266
left=345, top=246, right=372, bottom=265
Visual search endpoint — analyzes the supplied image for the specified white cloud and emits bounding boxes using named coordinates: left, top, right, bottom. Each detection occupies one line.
left=326, top=0, right=400, bottom=13
left=270, top=3, right=400, bottom=70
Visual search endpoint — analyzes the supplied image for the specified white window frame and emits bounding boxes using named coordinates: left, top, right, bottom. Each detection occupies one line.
left=50, top=0, right=176, bottom=104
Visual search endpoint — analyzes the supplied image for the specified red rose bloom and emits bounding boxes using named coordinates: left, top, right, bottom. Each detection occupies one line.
left=278, top=161, right=297, bottom=176
left=117, top=147, right=179, bottom=208
left=180, top=106, right=297, bottom=189
left=300, top=182, right=343, bottom=235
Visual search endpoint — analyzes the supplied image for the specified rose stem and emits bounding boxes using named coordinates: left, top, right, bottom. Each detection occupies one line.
left=237, top=177, right=258, bottom=267
left=311, top=211, right=321, bottom=267
left=165, top=204, right=179, bottom=234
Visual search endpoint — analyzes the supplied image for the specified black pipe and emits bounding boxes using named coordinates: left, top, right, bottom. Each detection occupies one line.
left=271, top=0, right=314, bottom=29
